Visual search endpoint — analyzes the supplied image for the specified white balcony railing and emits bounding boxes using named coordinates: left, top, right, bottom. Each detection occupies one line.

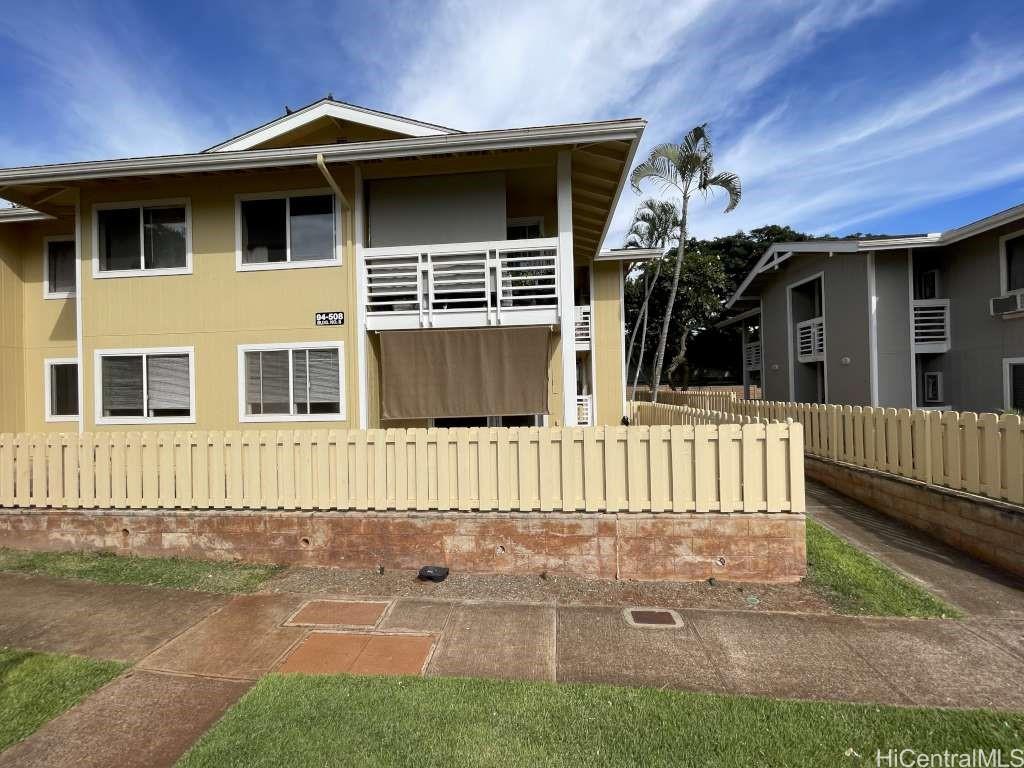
left=576, top=394, right=593, bottom=426
left=912, top=298, right=950, bottom=353
left=744, top=341, right=761, bottom=371
left=796, top=316, right=825, bottom=363
left=363, top=238, right=559, bottom=330
left=574, top=305, right=592, bottom=349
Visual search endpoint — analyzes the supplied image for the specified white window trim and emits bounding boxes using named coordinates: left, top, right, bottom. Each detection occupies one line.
left=922, top=371, right=944, bottom=403
left=93, top=346, right=196, bottom=425
left=237, top=341, right=346, bottom=423
left=1004, top=356, right=1024, bottom=412
left=235, top=188, right=343, bottom=272
left=91, top=198, right=193, bottom=278
left=999, top=228, right=1024, bottom=297
left=785, top=271, right=827, bottom=403
left=44, top=357, right=80, bottom=422
left=42, top=235, right=76, bottom=299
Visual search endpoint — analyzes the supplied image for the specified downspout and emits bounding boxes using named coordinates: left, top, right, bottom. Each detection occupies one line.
left=315, top=154, right=351, bottom=211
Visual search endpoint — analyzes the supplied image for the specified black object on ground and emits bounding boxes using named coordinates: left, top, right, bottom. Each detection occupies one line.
left=418, top=565, right=449, bottom=582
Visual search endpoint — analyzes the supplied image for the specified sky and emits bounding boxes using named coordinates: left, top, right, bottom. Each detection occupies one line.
left=2, top=0, right=1024, bottom=246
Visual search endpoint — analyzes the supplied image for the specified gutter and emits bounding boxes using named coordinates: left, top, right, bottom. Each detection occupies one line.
left=0, top=120, right=646, bottom=187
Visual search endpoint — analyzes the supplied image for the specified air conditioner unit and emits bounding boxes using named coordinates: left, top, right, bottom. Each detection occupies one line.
left=990, top=293, right=1024, bottom=317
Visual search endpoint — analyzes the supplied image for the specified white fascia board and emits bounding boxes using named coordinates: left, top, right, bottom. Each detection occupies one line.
left=0, top=207, right=53, bottom=224
left=595, top=247, right=662, bottom=262
left=206, top=101, right=454, bottom=153
left=0, top=120, right=647, bottom=187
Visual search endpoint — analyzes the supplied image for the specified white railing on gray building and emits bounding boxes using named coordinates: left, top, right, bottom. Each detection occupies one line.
left=912, top=299, right=951, bottom=353
left=796, top=316, right=825, bottom=363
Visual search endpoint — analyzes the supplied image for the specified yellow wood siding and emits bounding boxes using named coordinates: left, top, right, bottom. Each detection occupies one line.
left=592, top=260, right=626, bottom=425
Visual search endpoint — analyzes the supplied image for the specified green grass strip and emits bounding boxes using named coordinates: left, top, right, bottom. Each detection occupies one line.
left=805, top=520, right=960, bottom=618
left=0, top=548, right=281, bottom=594
left=178, top=674, right=1024, bottom=768
left=0, top=647, right=127, bottom=751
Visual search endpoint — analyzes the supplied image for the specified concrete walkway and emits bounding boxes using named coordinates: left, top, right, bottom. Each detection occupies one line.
left=806, top=480, right=1024, bottom=618
left=2, top=483, right=1024, bottom=766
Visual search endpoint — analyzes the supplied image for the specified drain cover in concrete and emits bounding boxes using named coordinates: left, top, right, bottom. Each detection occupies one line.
left=624, top=608, right=683, bottom=628
left=278, top=632, right=434, bottom=676
left=286, top=600, right=389, bottom=627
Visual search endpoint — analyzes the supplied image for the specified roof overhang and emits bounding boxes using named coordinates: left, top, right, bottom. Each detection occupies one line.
left=0, top=206, right=54, bottom=224
left=0, top=118, right=646, bottom=258
left=595, top=247, right=662, bottom=262
left=714, top=305, right=761, bottom=329
left=727, top=199, right=1024, bottom=308
left=204, top=98, right=457, bottom=152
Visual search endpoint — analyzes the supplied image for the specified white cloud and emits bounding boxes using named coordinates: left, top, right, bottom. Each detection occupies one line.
left=0, top=3, right=217, bottom=164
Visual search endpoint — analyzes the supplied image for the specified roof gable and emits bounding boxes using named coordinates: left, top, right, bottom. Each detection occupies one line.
left=205, top=99, right=457, bottom=153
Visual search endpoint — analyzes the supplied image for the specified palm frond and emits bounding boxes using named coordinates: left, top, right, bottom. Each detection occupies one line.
left=702, top=171, right=742, bottom=213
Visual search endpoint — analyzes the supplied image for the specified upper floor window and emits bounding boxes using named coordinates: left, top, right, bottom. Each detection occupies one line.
left=95, top=347, right=194, bottom=425
left=1005, top=233, right=1024, bottom=294
left=43, top=237, right=76, bottom=299
left=1006, top=358, right=1024, bottom=413
left=93, top=200, right=191, bottom=277
left=236, top=191, right=338, bottom=271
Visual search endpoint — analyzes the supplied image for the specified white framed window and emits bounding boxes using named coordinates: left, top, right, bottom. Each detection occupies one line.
left=44, top=358, right=79, bottom=422
left=237, top=341, right=345, bottom=422
left=43, top=236, right=76, bottom=299
left=506, top=216, right=544, bottom=240
left=235, top=189, right=341, bottom=272
left=94, top=347, right=195, bottom=425
left=923, top=371, right=943, bottom=403
left=92, top=199, right=192, bottom=278
left=1000, top=229, right=1024, bottom=296
left=1005, top=357, right=1024, bottom=413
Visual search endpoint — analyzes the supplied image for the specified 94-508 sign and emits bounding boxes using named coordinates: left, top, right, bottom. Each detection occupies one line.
left=315, top=311, right=345, bottom=326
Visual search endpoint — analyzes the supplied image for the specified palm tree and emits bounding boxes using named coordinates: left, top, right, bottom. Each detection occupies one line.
left=623, top=200, right=679, bottom=399
left=629, top=124, right=741, bottom=402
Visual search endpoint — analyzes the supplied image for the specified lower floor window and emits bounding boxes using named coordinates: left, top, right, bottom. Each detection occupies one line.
left=1008, top=359, right=1024, bottom=413
left=46, top=360, right=79, bottom=419
left=98, top=349, right=193, bottom=422
left=241, top=344, right=344, bottom=420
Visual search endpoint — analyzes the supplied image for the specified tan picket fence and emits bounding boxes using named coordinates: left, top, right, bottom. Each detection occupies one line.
left=631, top=388, right=741, bottom=412
left=0, top=425, right=805, bottom=515
left=632, top=399, right=1024, bottom=506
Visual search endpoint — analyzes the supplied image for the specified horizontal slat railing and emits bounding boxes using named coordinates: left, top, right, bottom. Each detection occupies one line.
left=633, top=399, right=1024, bottom=506
left=0, top=425, right=805, bottom=515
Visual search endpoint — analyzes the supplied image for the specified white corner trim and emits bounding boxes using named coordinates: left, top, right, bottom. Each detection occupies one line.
left=43, top=357, right=80, bottom=423
left=354, top=166, right=368, bottom=429
left=1004, top=356, right=1024, bottom=411
left=785, top=271, right=826, bottom=403
left=91, top=198, right=193, bottom=279
left=93, top=346, right=196, bottom=426
left=206, top=100, right=452, bottom=153
left=556, top=150, right=577, bottom=426
left=234, top=188, right=343, bottom=272
left=907, top=249, right=918, bottom=409
left=236, top=340, right=347, bottom=423
left=42, top=235, right=76, bottom=300
left=74, top=197, right=84, bottom=433
left=866, top=251, right=879, bottom=406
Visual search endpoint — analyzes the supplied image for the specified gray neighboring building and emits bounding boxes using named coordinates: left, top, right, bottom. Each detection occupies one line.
left=724, top=202, right=1024, bottom=413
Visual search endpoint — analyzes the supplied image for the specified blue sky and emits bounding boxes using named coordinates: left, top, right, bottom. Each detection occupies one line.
left=2, top=0, right=1024, bottom=245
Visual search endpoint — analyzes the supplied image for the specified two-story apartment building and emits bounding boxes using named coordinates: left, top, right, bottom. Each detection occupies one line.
left=0, top=99, right=655, bottom=434
left=724, top=202, right=1024, bottom=413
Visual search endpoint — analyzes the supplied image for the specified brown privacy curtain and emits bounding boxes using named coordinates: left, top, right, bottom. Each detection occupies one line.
left=380, top=327, right=550, bottom=420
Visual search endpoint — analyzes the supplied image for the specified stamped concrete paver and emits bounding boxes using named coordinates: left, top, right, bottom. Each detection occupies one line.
left=287, top=599, right=389, bottom=627
left=427, top=603, right=555, bottom=681
left=138, top=593, right=305, bottom=680
left=277, top=632, right=435, bottom=675
left=556, top=605, right=727, bottom=692
left=0, top=573, right=225, bottom=661
left=0, top=670, right=249, bottom=768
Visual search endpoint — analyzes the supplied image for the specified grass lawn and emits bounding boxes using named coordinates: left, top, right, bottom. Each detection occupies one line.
left=0, top=647, right=126, bottom=751
left=178, top=675, right=1024, bottom=768
left=0, top=548, right=281, bottom=594
left=804, top=520, right=959, bottom=618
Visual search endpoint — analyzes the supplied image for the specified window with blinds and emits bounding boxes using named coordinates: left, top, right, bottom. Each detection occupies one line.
left=239, top=193, right=336, bottom=268
left=98, top=350, right=193, bottom=423
left=46, top=361, right=78, bottom=419
left=95, top=201, right=189, bottom=274
left=45, top=239, right=76, bottom=297
left=241, top=344, right=343, bottom=420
